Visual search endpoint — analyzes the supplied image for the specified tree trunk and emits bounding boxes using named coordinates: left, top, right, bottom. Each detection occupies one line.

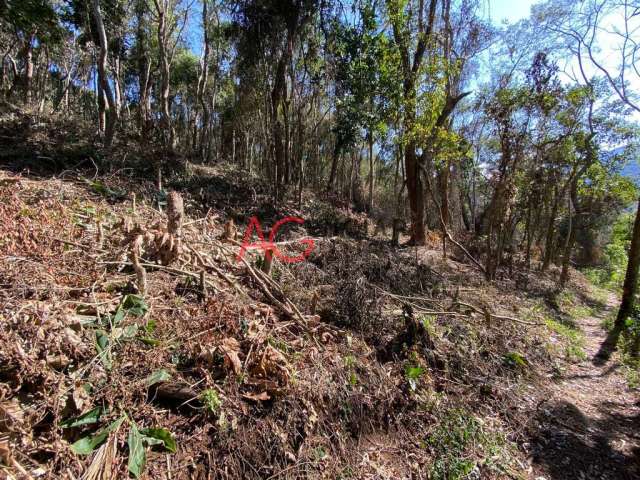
left=367, top=130, right=374, bottom=212
left=155, top=0, right=174, bottom=151
left=113, top=56, right=122, bottom=117
left=195, top=0, right=210, bottom=159
left=542, top=186, right=560, bottom=271
left=439, top=160, right=451, bottom=256
left=405, top=140, right=426, bottom=245
left=271, top=43, right=289, bottom=197
left=615, top=197, right=640, bottom=327
left=327, top=143, right=340, bottom=192
left=21, top=34, right=35, bottom=104
left=559, top=199, right=577, bottom=287
left=91, top=0, right=118, bottom=148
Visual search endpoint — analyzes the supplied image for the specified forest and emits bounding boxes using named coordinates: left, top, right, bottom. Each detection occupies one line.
left=0, top=0, right=639, bottom=479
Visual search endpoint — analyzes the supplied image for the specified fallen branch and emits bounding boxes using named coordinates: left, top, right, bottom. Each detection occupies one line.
left=53, top=237, right=108, bottom=254
left=186, top=245, right=242, bottom=293
left=453, top=301, right=543, bottom=326
left=216, top=241, right=309, bottom=327
left=99, top=260, right=221, bottom=293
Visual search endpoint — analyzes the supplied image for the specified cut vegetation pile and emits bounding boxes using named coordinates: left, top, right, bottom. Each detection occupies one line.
left=0, top=165, right=611, bottom=479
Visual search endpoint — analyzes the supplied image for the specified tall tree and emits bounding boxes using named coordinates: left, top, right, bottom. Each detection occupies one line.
left=386, top=0, right=439, bottom=245
left=91, top=0, right=118, bottom=148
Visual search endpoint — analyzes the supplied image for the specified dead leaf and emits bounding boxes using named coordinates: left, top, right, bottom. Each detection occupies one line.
left=246, top=346, right=291, bottom=396
left=63, top=327, right=83, bottom=346
left=46, top=353, right=70, bottom=370
left=0, top=434, right=11, bottom=465
left=247, top=321, right=265, bottom=339
left=71, top=384, right=89, bottom=412
left=303, top=399, right=318, bottom=434
left=320, top=331, right=333, bottom=343
left=0, top=400, right=24, bottom=431
left=198, top=346, right=216, bottom=365
left=242, top=392, right=270, bottom=402
left=219, top=338, right=242, bottom=375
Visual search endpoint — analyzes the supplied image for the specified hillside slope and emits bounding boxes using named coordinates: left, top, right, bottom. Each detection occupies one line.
left=0, top=165, right=637, bottom=480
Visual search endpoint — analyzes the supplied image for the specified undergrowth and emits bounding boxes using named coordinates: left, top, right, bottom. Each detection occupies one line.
left=425, top=408, right=516, bottom=480
left=545, top=317, right=586, bottom=361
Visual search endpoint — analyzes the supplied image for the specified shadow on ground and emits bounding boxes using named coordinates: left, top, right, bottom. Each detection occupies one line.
left=530, top=400, right=640, bottom=479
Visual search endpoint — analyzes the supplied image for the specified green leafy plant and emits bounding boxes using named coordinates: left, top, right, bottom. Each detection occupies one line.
left=503, top=352, right=528, bottom=369
left=545, top=317, right=586, bottom=361
left=344, top=355, right=358, bottom=386
left=145, top=369, right=172, bottom=387
left=426, top=408, right=513, bottom=480
left=405, top=364, right=425, bottom=391
left=62, top=407, right=103, bottom=429
left=128, top=424, right=177, bottom=478
left=69, top=413, right=177, bottom=478
left=201, top=389, right=222, bottom=414
left=70, top=415, right=126, bottom=455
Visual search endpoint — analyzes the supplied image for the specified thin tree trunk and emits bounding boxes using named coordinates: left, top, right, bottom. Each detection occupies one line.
left=21, top=34, right=35, bottom=104
left=406, top=140, right=426, bottom=245
left=367, top=130, right=374, bottom=212
left=154, top=0, right=174, bottom=152
left=542, top=186, right=560, bottom=271
left=559, top=188, right=577, bottom=288
left=92, top=0, right=118, bottom=148
left=616, top=197, right=640, bottom=327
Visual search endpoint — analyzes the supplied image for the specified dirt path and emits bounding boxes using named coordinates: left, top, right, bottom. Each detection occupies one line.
left=530, top=293, right=640, bottom=479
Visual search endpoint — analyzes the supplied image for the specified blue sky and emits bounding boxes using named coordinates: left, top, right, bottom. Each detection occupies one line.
left=487, top=0, right=536, bottom=24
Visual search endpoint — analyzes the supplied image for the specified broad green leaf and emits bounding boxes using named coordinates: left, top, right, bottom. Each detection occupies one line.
left=128, top=423, right=146, bottom=478
left=145, top=369, right=171, bottom=387
left=71, top=430, right=109, bottom=455
left=70, top=415, right=125, bottom=455
left=95, top=330, right=112, bottom=369
left=95, top=330, right=109, bottom=352
left=113, top=324, right=139, bottom=341
left=122, top=294, right=148, bottom=317
left=123, top=324, right=139, bottom=338
left=140, top=428, right=177, bottom=453
left=405, top=366, right=424, bottom=380
left=139, top=336, right=161, bottom=347
left=62, top=407, right=102, bottom=428
left=111, top=306, right=125, bottom=325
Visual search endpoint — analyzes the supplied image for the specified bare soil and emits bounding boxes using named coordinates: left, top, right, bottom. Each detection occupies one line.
left=530, top=293, right=640, bottom=480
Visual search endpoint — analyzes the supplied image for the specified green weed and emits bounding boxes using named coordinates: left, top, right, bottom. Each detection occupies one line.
left=201, top=389, right=222, bottom=414
left=545, top=317, right=586, bottom=361
left=426, top=409, right=513, bottom=480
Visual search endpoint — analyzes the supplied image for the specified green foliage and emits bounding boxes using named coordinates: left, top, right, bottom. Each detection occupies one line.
left=71, top=414, right=177, bottom=478
left=71, top=415, right=126, bottom=455
left=404, top=364, right=424, bottom=391
left=171, top=49, right=200, bottom=91
left=201, top=388, right=222, bottom=414
left=139, top=427, right=177, bottom=453
left=128, top=424, right=177, bottom=478
left=127, top=423, right=146, bottom=478
left=331, top=1, right=401, bottom=154
left=584, top=212, right=635, bottom=291
left=344, top=355, right=358, bottom=387
left=426, top=409, right=507, bottom=480
left=121, top=294, right=149, bottom=318
left=1, top=0, right=65, bottom=43
left=503, top=352, right=527, bottom=369
left=145, top=369, right=172, bottom=387
left=62, top=407, right=103, bottom=429
left=545, top=317, right=586, bottom=361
